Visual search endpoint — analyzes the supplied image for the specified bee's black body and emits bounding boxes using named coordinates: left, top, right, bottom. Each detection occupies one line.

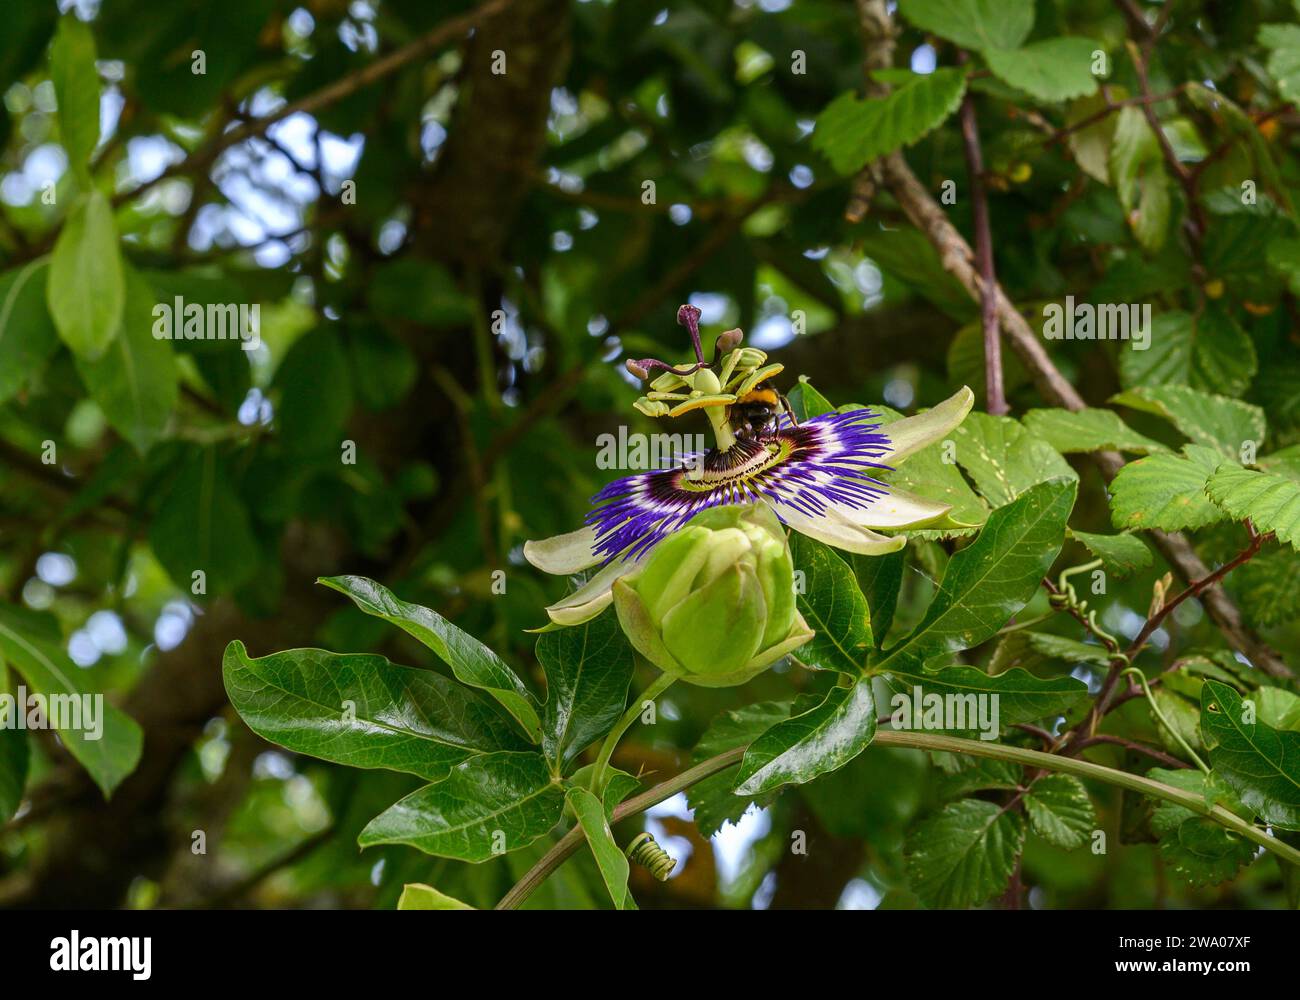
left=727, top=387, right=797, bottom=438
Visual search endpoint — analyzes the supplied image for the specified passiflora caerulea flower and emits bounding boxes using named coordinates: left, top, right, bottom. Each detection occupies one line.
left=525, top=305, right=974, bottom=628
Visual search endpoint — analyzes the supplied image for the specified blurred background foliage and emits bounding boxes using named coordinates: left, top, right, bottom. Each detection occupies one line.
left=0, top=0, right=1298, bottom=908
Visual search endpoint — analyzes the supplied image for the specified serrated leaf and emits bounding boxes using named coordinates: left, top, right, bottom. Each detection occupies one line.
left=1204, top=464, right=1300, bottom=549
left=905, top=798, right=1025, bottom=908
left=0, top=607, right=141, bottom=797
left=790, top=534, right=871, bottom=673
left=875, top=479, right=1076, bottom=676
left=320, top=575, right=541, bottom=742
left=984, top=38, right=1099, bottom=103
left=0, top=260, right=59, bottom=404
left=1118, top=308, right=1256, bottom=397
left=1109, top=445, right=1229, bottom=531
left=1111, top=384, right=1266, bottom=461
left=735, top=679, right=875, bottom=796
left=1259, top=22, right=1300, bottom=102
left=1146, top=767, right=1257, bottom=887
left=47, top=190, right=124, bottom=359
left=1069, top=529, right=1153, bottom=578
left=813, top=68, right=968, bottom=175
left=897, top=0, right=1033, bottom=51
left=221, top=641, right=524, bottom=782
left=934, top=756, right=1022, bottom=799
left=687, top=700, right=792, bottom=836
left=74, top=267, right=177, bottom=453
left=396, top=883, right=475, bottom=910
left=1022, top=407, right=1165, bottom=456
left=49, top=14, right=99, bottom=183
left=1201, top=680, right=1300, bottom=830
left=359, top=751, right=564, bottom=860
left=536, top=609, right=633, bottom=770
left=1024, top=774, right=1096, bottom=850
left=951, top=412, right=1077, bottom=508
left=567, top=787, right=633, bottom=909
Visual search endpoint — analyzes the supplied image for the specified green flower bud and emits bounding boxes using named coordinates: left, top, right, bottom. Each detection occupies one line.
left=612, top=504, right=813, bottom=687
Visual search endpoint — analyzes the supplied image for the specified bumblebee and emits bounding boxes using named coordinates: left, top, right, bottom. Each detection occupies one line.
left=727, top=385, right=797, bottom=438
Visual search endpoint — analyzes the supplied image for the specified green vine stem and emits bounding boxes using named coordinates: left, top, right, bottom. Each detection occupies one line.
left=497, top=731, right=1300, bottom=910
left=589, top=673, right=676, bottom=793
left=1119, top=666, right=1210, bottom=773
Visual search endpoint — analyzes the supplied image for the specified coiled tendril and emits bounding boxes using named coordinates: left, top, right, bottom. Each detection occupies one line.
left=625, top=832, right=677, bottom=881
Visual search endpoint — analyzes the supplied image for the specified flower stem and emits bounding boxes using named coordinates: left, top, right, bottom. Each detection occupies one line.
left=590, top=673, right=676, bottom=794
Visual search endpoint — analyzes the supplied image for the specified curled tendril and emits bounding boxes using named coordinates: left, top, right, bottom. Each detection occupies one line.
left=625, top=831, right=677, bottom=881
left=1119, top=666, right=1210, bottom=773
left=1050, top=559, right=1127, bottom=662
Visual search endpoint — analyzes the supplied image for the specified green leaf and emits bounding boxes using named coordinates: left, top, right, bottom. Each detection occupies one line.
left=359, top=751, right=564, bottom=861
left=1147, top=767, right=1256, bottom=887
left=1109, top=445, right=1229, bottom=531
left=813, top=68, right=968, bottom=175
left=149, top=446, right=260, bottom=595
left=1069, top=529, right=1153, bottom=578
left=536, top=609, right=633, bottom=770
left=1066, top=91, right=1122, bottom=184
left=274, top=328, right=354, bottom=454
left=905, top=798, right=1025, bottom=908
left=566, top=787, right=633, bottom=909
left=883, top=665, right=1088, bottom=727
left=74, top=268, right=177, bottom=453
left=1024, top=774, right=1096, bottom=850
left=1205, top=464, right=1300, bottom=549
left=989, top=630, right=1113, bottom=674
left=984, top=38, right=1100, bottom=103
left=1021, top=407, right=1165, bottom=455
left=1258, top=687, right=1300, bottom=731
left=1118, top=308, right=1256, bottom=398
left=786, top=378, right=835, bottom=420
left=875, top=478, right=1076, bottom=676
left=790, top=534, right=872, bottom=673
left=1259, top=22, right=1300, bottom=103
left=1110, top=106, right=1171, bottom=252
left=0, top=607, right=142, bottom=797
left=47, top=190, right=124, bottom=360
left=951, top=412, right=1077, bottom=508
left=1234, top=549, right=1300, bottom=627
left=1111, top=384, right=1266, bottom=461
left=49, top=14, right=100, bottom=183
left=221, top=641, right=524, bottom=782
left=897, top=0, right=1033, bottom=51
left=396, top=883, right=475, bottom=910
left=0, top=721, right=27, bottom=823
left=852, top=548, right=904, bottom=647
left=0, top=260, right=59, bottom=404
left=1201, top=680, right=1300, bottom=830
left=319, top=575, right=542, bottom=742
left=687, top=700, right=792, bottom=836
left=734, top=678, right=875, bottom=795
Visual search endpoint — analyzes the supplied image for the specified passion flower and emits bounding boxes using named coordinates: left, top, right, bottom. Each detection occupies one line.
left=524, top=306, right=974, bottom=627
left=611, top=504, right=814, bottom=687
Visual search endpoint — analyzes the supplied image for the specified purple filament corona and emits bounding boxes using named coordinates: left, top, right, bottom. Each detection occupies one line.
left=585, top=409, right=895, bottom=562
